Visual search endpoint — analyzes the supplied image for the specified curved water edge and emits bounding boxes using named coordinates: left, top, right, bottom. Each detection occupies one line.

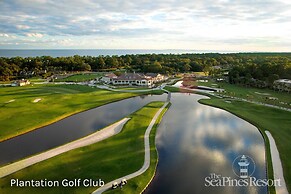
left=198, top=98, right=271, bottom=178
left=145, top=93, right=267, bottom=194
left=0, top=91, right=269, bottom=194
left=0, top=92, right=149, bottom=143
left=0, top=94, right=167, bottom=166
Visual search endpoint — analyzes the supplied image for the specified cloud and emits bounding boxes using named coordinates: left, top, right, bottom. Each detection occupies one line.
left=26, top=33, right=44, bottom=38
left=0, top=0, right=290, bottom=50
left=0, top=33, right=10, bottom=37
left=16, top=25, right=30, bottom=30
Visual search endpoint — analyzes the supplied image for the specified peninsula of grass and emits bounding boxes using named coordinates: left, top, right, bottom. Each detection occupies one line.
left=0, top=101, right=165, bottom=194
left=198, top=81, right=291, bottom=108
left=0, top=84, right=162, bottom=142
left=106, top=102, right=171, bottom=194
left=199, top=97, right=291, bottom=194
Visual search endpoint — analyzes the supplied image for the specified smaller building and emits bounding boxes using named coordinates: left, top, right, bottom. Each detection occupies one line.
left=11, top=79, right=30, bottom=87
left=145, top=73, right=165, bottom=83
left=273, top=79, right=291, bottom=93
left=101, top=73, right=118, bottom=84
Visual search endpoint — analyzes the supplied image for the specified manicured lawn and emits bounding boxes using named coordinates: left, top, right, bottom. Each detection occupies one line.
left=29, top=77, right=47, bottom=83
left=0, top=84, right=146, bottom=141
left=164, top=86, right=191, bottom=93
left=106, top=103, right=170, bottom=194
left=113, top=87, right=151, bottom=90
left=164, top=86, right=180, bottom=92
left=199, top=97, right=291, bottom=194
left=198, top=81, right=291, bottom=108
left=0, top=102, right=165, bottom=194
left=0, top=81, right=12, bottom=84
left=55, top=73, right=103, bottom=82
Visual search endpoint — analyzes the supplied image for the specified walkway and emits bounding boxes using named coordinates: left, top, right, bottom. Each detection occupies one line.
left=92, top=102, right=169, bottom=194
left=265, top=131, right=289, bottom=194
left=0, top=118, right=130, bottom=178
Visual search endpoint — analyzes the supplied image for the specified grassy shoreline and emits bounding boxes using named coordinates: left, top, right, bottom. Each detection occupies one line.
left=0, top=92, right=137, bottom=142
left=140, top=103, right=171, bottom=193
left=105, top=103, right=171, bottom=194
left=1, top=82, right=289, bottom=194
left=163, top=85, right=288, bottom=193
left=0, top=101, right=166, bottom=194
left=0, top=84, right=163, bottom=142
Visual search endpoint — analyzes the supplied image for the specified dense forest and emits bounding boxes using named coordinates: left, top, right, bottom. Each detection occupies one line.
left=1, top=53, right=291, bottom=88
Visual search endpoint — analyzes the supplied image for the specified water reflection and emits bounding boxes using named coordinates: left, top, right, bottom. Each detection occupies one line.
left=0, top=94, right=166, bottom=166
left=145, top=93, right=267, bottom=194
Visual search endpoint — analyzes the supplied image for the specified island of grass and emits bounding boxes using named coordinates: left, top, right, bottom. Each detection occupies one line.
left=198, top=97, right=291, bottom=194
left=0, top=84, right=163, bottom=142
left=0, top=101, right=167, bottom=194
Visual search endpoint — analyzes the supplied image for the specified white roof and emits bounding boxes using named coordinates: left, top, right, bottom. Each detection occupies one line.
left=275, top=79, right=291, bottom=84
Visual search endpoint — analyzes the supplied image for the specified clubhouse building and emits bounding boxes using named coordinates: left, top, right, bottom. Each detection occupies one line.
left=101, top=72, right=166, bottom=87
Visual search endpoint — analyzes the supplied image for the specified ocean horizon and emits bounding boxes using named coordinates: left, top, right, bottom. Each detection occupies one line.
left=0, top=49, right=236, bottom=58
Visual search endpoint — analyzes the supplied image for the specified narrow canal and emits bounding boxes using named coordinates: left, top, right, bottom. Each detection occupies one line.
left=145, top=93, right=267, bottom=194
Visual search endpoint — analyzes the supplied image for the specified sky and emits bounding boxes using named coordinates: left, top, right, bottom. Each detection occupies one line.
left=0, top=0, right=291, bottom=52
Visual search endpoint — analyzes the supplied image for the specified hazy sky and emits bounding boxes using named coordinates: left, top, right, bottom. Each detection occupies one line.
left=0, top=0, right=291, bottom=51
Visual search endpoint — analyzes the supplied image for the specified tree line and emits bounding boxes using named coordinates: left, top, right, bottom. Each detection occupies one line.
left=227, top=54, right=291, bottom=88
left=0, top=53, right=291, bottom=88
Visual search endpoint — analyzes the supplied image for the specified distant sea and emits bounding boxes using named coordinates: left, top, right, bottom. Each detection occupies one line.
left=0, top=49, right=230, bottom=58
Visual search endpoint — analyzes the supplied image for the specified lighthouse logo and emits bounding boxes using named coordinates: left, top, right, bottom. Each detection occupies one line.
left=204, top=154, right=281, bottom=187
left=232, top=155, right=256, bottom=178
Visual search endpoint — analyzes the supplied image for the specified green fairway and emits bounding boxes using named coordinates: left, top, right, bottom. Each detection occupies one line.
left=113, top=87, right=152, bottom=90
left=198, top=81, right=291, bottom=108
left=164, top=86, right=183, bottom=92
left=0, top=84, right=148, bottom=141
left=55, top=73, right=103, bottom=82
left=0, top=101, right=165, bottom=194
left=106, top=103, right=170, bottom=194
left=199, top=97, right=291, bottom=194
left=29, top=77, right=47, bottom=83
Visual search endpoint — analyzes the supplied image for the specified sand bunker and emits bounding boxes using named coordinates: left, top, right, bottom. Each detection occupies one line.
left=33, top=98, right=42, bottom=103
left=6, top=99, right=15, bottom=103
left=254, top=92, right=270, bottom=95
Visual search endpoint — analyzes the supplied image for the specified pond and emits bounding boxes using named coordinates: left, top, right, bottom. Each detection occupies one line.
left=0, top=94, right=166, bottom=166
left=145, top=93, right=267, bottom=194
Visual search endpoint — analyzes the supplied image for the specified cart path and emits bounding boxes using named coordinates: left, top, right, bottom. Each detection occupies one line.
left=265, top=131, right=289, bottom=194
left=0, top=118, right=130, bottom=178
left=92, top=102, right=169, bottom=194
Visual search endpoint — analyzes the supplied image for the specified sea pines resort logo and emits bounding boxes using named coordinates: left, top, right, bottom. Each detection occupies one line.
left=204, top=155, right=281, bottom=187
